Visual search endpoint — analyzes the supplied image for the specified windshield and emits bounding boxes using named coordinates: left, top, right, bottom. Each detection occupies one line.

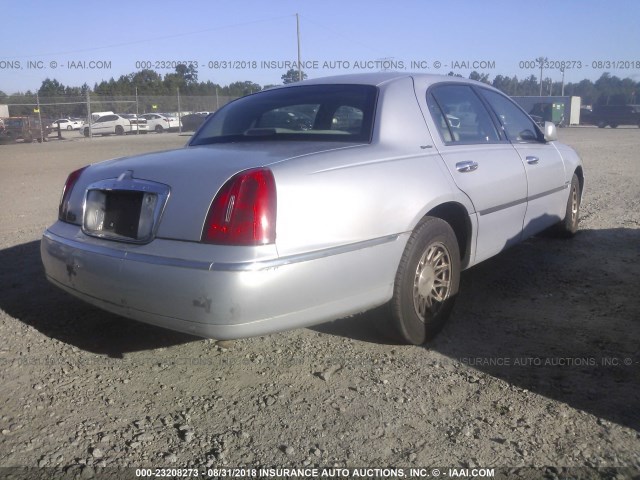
left=189, top=84, right=377, bottom=145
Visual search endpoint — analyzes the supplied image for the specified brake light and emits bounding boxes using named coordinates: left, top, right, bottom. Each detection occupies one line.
left=59, top=166, right=88, bottom=222
left=202, top=168, right=276, bottom=245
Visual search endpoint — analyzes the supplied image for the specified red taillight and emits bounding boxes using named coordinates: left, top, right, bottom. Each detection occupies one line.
left=202, top=168, right=276, bottom=245
left=59, top=166, right=88, bottom=222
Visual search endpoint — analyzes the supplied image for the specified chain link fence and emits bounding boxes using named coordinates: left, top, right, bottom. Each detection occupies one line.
left=2, top=93, right=239, bottom=120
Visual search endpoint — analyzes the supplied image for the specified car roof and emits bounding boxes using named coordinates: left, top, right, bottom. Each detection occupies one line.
left=278, top=72, right=495, bottom=91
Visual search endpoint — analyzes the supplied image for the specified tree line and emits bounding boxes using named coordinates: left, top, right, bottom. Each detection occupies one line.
left=1, top=65, right=638, bottom=118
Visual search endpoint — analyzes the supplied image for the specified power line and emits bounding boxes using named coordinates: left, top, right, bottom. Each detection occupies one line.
left=2, top=15, right=293, bottom=60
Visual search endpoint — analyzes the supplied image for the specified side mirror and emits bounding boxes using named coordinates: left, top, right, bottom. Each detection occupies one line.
left=544, top=121, right=558, bottom=142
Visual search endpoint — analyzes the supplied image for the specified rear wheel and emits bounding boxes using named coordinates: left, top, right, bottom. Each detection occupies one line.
left=597, top=121, right=607, bottom=128
left=390, top=217, right=460, bottom=345
left=83, top=128, right=90, bottom=137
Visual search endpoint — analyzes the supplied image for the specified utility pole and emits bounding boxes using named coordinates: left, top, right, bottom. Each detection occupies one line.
left=177, top=87, right=182, bottom=134
left=538, top=57, right=547, bottom=96
left=36, top=92, right=44, bottom=143
left=561, top=67, right=565, bottom=96
left=296, top=13, right=302, bottom=82
left=86, top=89, right=92, bottom=138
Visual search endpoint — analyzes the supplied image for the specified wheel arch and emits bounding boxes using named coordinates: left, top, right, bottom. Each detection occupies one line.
left=425, top=201, right=472, bottom=268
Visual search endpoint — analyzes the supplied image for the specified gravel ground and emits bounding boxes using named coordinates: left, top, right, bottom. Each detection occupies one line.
left=0, top=129, right=638, bottom=478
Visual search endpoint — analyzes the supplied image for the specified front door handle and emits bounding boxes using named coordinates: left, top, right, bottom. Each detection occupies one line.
left=526, top=156, right=540, bottom=165
left=456, top=161, right=479, bottom=173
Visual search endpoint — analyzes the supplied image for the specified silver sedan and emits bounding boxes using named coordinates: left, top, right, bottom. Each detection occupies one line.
left=41, top=73, right=584, bottom=345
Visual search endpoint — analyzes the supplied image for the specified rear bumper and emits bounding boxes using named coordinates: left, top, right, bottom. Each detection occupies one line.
left=41, top=222, right=406, bottom=339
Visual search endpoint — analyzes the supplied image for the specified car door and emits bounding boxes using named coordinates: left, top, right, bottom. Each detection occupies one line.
left=92, top=116, right=111, bottom=135
left=427, top=84, right=528, bottom=264
left=477, top=88, right=568, bottom=238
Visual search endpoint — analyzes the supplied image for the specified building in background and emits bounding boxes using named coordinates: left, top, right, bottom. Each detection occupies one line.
left=512, top=96, right=582, bottom=126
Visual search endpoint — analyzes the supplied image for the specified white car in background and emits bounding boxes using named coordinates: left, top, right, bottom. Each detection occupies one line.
left=53, top=118, right=84, bottom=131
left=82, top=114, right=134, bottom=136
left=139, top=113, right=180, bottom=133
left=121, top=114, right=149, bottom=134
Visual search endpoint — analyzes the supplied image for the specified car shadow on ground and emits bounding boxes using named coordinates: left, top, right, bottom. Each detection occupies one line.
left=2, top=229, right=638, bottom=430
left=318, top=227, right=640, bottom=431
left=0, top=240, right=200, bottom=358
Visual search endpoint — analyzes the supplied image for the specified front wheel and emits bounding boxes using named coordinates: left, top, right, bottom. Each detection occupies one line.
left=554, top=173, right=581, bottom=237
left=115, top=125, right=124, bottom=135
left=390, top=217, right=460, bottom=345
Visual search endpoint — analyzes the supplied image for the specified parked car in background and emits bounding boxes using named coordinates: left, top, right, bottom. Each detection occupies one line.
left=52, top=118, right=84, bottom=131
left=89, top=111, right=115, bottom=123
left=42, top=73, right=584, bottom=345
left=139, top=113, right=180, bottom=133
left=591, top=104, right=640, bottom=128
left=180, top=112, right=210, bottom=131
left=82, top=114, right=135, bottom=136
left=121, top=114, right=149, bottom=134
left=2, top=116, right=51, bottom=142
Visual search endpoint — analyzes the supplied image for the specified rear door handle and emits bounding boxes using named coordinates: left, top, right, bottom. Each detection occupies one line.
left=456, top=161, right=479, bottom=173
left=526, top=156, right=540, bottom=165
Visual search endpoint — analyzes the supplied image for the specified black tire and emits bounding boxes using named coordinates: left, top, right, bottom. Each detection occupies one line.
left=66, top=125, right=72, bottom=131
left=390, top=217, right=460, bottom=345
left=610, top=123, right=618, bottom=129
left=155, top=125, right=164, bottom=133
left=597, top=121, right=607, bottom=128
left=555, top=174, right=581, bottom=237
left=115, top=125, right=124, bottom=135
left=83, top=128, right=90, bottom=137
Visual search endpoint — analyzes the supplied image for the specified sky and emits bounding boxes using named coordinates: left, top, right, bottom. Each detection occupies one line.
left=2, top=0, right=640, bottom=95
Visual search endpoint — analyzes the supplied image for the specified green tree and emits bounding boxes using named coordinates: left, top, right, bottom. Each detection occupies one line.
left=129, top=70, right=164, bottom=95
left=38, top=78, right=66, bottom=97
left=223, top=81, right=262, bottom=96
left=175, top=63, right=198, bottom=86
left=469, top=71, right=490, bottom=84
left=281, top=68, right=307, bottom=84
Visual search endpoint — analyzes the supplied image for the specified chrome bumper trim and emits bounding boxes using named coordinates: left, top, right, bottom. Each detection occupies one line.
left=43, top=230, right=400, bottom=272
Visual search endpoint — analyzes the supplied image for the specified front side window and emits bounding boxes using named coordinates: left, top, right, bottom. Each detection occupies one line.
left=428, top=85, right=500, bottom=144
left=479, top=89, right=542, bottom=143
left=190, top=84, right=377, bottom=145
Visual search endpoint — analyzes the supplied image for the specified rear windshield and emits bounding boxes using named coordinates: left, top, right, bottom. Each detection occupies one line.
left=189, top=84, right=377, bottom=145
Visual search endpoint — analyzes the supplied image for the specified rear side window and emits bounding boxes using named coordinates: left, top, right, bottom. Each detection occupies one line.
left=428, top=85, right=500, bottom=144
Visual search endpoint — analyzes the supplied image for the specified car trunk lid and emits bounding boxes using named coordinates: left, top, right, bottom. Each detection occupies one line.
left=73, top=141, right=358, bottom=243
